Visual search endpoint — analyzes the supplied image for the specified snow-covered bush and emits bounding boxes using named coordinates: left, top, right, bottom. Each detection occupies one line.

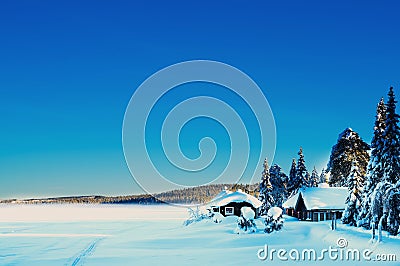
left=212, top=212, right=224, bottom=223
left=264, top=207, right=284, bottom=233
left=235, top=207, right=257, bottom=234
left=183, top=206, right=213, bottom=226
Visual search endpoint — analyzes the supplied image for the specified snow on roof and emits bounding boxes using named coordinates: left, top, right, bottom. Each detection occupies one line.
left=282, top=193, right=299, bottom=209
left=209, top=189, right=262, bottom=208
left=318, top=183, right=330, bottom=188
left=282, top=186, right=347, bottom=210
left=210, top=188, right=232, bottom=202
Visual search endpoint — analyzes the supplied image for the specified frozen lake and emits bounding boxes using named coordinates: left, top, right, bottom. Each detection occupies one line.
left=0, top=204, right=399, bottom=265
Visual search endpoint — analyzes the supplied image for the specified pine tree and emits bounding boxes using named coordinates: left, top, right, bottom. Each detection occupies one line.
left=359, top=87, right=400, bottom=236
left=369, top=182, right=387, bottom=233
left=305, top=171, right=311, bottom=187
left=287, top=159, right=297, bottom=197
left=281, top=168, right=289, bottom=199
left=310, top=167, right=319, bottom=187
left=358, top=98, right=387, bottom=228
left=296, top=147, right=309, bottom=188
left=288, top=148, right=309, bottom=196
left=380, top=87, right=400, bottom=235
left=342, top=162, right=364, bottom=226
left=269, top=164, right=288, bottom=208
left=370, top=98, right=387, bottom=185
left=264, top=207, right=284, bottom=233
left=319, top=168, right=328, bottom=184
left=327, top=128, right=370, bottom=187
left=258, top=158, right=274, bottom=215
left=381, top=87, right=400, bottom=184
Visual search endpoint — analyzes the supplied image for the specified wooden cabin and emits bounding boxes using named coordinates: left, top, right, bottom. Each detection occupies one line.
left=282, top=185, right=347, bottom=222
left=209, top=189, right=262, bottom=218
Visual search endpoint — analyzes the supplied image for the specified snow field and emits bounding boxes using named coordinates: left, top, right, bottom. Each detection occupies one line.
left=0, top=204, right=398, bottom=266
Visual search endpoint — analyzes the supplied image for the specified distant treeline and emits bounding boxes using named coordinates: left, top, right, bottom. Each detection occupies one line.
left=0, top=183, right=259, bottom=205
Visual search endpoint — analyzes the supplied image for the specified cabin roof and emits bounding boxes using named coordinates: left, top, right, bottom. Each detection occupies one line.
left=209, top=189, right=262, bottom=208
left=210, top=188, right=232, bottom=202
left=282, top=186, right=347, bottom=210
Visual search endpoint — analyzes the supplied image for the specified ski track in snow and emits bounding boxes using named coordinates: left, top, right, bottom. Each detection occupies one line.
left=70, top=238, right=103, bottom=266
left=0, top=205, right=398, bottom=265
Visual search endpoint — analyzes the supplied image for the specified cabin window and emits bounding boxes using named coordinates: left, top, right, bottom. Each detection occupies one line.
left=326, top=212, right=331, bottom=220
left=225, top=207, right=234, bottom=215
left=212, top=207, right=219, bottom=212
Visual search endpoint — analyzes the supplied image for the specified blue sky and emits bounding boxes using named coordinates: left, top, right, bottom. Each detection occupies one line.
left=1, top=1, right=400, bottom=198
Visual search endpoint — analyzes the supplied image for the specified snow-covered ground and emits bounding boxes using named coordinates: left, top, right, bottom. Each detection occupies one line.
left=0, top=204, right=398, bottom=265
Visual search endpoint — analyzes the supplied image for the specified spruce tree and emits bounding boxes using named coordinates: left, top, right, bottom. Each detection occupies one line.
left=342, top=162, right=364, bottom=226
left=380, top=87, right=400, bottom=235
left=310, top=167, right=319, bottom=187
left=296, top=147, right=309, bottom=188
left=269, top=164, right=288, bottom=208
left=319, top=168, right=328, bottom=184
left=359, top=87, right=400, bottom=235
left=305, top=171, right=311, bottom=187
left=288, top=148, right=309, bottom=196
left=281, top=167, right=289, bottom=199
left=287, top=159, right=297, bottom=196
left=327, top=128, right=370, bottom=187
left=381, top=87, right=400, bottom=184
left=358, top=98, right=387, bottom=228
left=258, top=158, right=274, bottom=215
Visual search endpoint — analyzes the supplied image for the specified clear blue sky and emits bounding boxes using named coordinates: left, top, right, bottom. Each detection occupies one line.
left=1, top=0, right=400, bottom=198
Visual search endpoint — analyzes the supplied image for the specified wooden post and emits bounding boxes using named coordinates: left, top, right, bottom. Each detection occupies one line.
left=334, top=212, right=337, bottom=229
left=331, top=212, right=336, bottom=230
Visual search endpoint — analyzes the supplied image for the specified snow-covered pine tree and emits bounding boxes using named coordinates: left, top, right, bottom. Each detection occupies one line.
left=236, top=207, right=257, bottom=234
left=319, top=168, right=328, bottom=184
left=358, top=98, right=387, bottom=228
left=369, top=181, right=391, bottom=233
left=310, top=167, right=319, bottom=187
left=327, top=128, right=370, bottom=187
left=269, top=164, right=288, bottom=208
left=296, top=147, right=309, bottom=188
left=281, top=167, right=289, bottom=199
left=305, top=171, right=311, bottom=187
left=287, top=159, right=297, bottom=197
left=381, top=87, right=400, bottom=184
left=288, top=148, right=309, bottom=196
left=342, top=162, right=365, bottom=226
left=264, top=207, right=284, bottom=233
left=258, top=158, right=274, bottom=216
left=380, top=87, right=400, bottom=235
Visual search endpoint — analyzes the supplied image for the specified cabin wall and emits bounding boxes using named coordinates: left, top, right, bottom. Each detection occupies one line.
left=313, top=211, right=343, bottom=222
left=290, top=210, right=343, bottom=222
left=219, top=202, right=257, bottom=218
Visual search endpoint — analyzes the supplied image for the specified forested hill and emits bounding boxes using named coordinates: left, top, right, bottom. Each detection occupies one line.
left=0, top=183, right=259, bottom=205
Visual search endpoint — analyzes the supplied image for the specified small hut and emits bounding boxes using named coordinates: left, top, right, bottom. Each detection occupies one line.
left=209, top=189, right=262, bottom=218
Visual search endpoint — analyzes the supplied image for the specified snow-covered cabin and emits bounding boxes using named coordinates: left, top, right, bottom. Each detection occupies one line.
left=208, top=189, right=262, bottom=218
left=282, top=185, right=347, bottom=222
